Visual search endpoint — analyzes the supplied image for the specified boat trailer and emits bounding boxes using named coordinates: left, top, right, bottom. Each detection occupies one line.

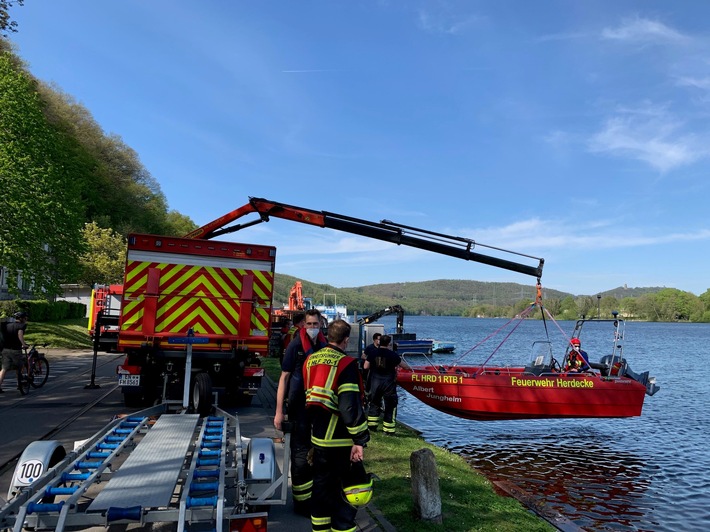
left=0, top=403, right=289, bottom=531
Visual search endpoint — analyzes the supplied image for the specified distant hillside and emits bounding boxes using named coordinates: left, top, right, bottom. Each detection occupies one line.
left=596, top=286, right=668, bottom=299
left=272, top=274, right=667, bottom=317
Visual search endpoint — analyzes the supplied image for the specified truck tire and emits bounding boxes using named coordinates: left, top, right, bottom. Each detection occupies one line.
left=192, top=372, right=213, bottom=416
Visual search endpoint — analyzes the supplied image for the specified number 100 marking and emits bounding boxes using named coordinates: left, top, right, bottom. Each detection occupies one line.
left=17, top=460, right=44, bottom=484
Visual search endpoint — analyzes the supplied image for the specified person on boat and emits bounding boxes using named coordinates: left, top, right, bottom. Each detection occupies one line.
left=274, top=308, right=328, bottom=517
left=364, top=334, right=405, bottom=435
left=565, top=337, right=592, bottom=373
left=303, top=319, right=370, bottom=532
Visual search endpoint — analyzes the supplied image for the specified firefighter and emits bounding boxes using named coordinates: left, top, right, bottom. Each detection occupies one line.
left=273, top=308, right=327, bottom=517
left=565, top=337, right=591, bottom=372
left=282, top=312, right=305, bottom=355
left=364, top=334, right=405, bottom=435
left=304, top=319, right=370, bottom=532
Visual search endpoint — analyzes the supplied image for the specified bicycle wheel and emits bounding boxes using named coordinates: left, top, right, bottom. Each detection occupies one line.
left=17, top=364, right=31, bottom=395
left=30, top=356, right=49, bottom=388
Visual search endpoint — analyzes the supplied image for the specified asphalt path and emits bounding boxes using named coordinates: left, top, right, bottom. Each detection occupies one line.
left=0, top=349, right=125, bottom=505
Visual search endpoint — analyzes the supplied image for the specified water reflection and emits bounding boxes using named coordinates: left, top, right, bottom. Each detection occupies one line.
left=451, top=439, right=652, bottom=530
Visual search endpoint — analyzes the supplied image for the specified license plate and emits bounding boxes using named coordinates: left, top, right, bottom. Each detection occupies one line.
left=118, top=375, right=141, bottom=387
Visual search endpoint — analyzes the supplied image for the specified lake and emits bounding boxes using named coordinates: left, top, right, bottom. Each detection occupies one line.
left=375, top=315, right=710, bottom=531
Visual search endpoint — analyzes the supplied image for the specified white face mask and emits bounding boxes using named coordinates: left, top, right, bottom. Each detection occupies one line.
left=306, top=327, right=320, bottom=339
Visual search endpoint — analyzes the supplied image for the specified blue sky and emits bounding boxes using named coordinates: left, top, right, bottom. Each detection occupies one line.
left=9, top=1, right=710, bottom=296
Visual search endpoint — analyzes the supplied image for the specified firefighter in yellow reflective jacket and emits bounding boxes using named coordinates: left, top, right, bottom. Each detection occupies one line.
left=304, top=319, right=370, bottom=532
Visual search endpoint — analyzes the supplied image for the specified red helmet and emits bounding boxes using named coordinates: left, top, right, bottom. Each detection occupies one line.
left=570, top=338, right=581, bottom=346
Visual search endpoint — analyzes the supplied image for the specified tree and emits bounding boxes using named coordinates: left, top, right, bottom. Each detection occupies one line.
left=78, top=222, right=126, bottom=286
left=0, top=51, right=85, bottom=297
left=164, top=210, right=198, bottom=236
left=619, top=297, right=638, bottom=318
left=0, top=1, right=23, bottom=37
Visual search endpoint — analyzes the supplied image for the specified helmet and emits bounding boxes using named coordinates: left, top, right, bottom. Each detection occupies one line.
left=342, top=461, right=373, bottom=508
left=13, top=311, right=28, bottom=320
left=570, top=338, right=581, bottom=346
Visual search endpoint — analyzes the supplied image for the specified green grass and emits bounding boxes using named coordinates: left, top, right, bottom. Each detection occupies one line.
left=24, top=324, right=553, bottom=531
left=366, top=426, right=554, bottom=531
left=24, top=318, right=94, bottom=349
left=261, top=356, right=282, bottom=380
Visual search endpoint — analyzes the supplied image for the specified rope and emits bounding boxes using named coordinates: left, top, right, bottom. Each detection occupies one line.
left=450, top=303, right=537, bottom=367
left=472, top=304, right=537, bottom=376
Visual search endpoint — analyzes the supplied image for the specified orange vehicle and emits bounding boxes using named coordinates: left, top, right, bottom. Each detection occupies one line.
left=87, top=283, right=123, bottom=351
left=116, top=234, right=275, bottom=413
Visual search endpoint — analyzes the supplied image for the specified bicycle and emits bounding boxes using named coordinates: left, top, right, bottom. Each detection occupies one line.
left=17, top=344, right=50, bottom=395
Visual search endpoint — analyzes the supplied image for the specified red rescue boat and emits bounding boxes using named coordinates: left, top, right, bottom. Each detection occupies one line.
left=396, top=312, right=660, bottom=421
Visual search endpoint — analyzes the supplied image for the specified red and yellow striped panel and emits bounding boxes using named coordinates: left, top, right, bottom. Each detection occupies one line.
left=119, top=260, right=273, bottom=349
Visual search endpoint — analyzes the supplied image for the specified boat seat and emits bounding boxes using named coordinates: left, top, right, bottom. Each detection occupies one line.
left=589, top=361, right=611, bottom=376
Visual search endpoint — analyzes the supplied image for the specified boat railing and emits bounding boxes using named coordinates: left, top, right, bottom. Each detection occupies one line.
left=400, top=352, right=440, bottom=372
left=400, top=354, right=525, bottom=378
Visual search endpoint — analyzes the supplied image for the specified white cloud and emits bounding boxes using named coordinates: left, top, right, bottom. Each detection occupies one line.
left=587, top=105, right=705, bottom=172
left=601, top=17, right=689, bottom=44
left=676, top=76, right=710, bottom=90
left=458, top=217, right=710, bottom=253
left=417, top=8, right=483, bottom=35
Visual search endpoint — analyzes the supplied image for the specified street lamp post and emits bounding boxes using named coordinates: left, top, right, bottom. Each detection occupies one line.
left=597, top=294, right=602, bottom=319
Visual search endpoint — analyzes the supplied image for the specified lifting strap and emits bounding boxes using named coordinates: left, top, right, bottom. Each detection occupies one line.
left=536, top=279, right=552, bottom=344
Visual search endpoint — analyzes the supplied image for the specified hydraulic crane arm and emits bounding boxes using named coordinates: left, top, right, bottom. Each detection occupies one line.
left=185, top=197, right=544, bottom=279
left=358, top=305, right=405, bottom=333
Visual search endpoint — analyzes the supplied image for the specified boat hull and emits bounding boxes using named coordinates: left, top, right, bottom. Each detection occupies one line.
left=397, top=365, right=648, bottom=421
left=394, top=339, right=433, bottom=355
left=431, top=342, right=455, bottom=354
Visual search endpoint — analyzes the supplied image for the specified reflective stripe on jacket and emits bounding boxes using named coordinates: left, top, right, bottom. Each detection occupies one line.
left=305, top=346, right=369, bottom=448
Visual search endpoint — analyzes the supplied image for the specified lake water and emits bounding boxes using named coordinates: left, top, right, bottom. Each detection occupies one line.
left=376, top=315, right=710, bottom=531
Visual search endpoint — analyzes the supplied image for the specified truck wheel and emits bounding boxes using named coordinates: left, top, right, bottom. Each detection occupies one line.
left=192, top=373, right=213, bottom=416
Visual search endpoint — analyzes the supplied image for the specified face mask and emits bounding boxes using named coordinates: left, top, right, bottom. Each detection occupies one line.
left=306, top=327, right=320, bottom=339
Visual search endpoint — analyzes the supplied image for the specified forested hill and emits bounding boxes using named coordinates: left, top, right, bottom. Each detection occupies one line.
left=272, top=273, right=666, bottom=317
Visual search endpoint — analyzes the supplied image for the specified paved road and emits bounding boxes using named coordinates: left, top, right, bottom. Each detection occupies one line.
left=0, top=349, right=125, bottom=502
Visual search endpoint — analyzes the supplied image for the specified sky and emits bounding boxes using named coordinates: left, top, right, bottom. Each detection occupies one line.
left=8, top=1, right=710, bottom=297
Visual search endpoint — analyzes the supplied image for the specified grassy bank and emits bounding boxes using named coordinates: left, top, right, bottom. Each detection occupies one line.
left=262, top=357, right=553, bottom=531
left=24, top=318, right=93, bottom=349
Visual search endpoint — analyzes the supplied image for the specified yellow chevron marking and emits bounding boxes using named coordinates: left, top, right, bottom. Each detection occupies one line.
left=125, top=260, right=151, bottom=290
left=157, top=306, right=239, bottom=335
left=250, top=270, right=272, bottom=300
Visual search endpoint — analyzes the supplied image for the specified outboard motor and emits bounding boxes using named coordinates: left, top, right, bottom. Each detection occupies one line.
left=599, top=355, right=660, bottom=396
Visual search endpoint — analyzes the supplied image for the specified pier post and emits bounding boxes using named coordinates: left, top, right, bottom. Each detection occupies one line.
left=410, top=448, right=443, bottom=523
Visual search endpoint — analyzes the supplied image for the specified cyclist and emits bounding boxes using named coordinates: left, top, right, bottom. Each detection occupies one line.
left=0, top=312, right=30, bottom=393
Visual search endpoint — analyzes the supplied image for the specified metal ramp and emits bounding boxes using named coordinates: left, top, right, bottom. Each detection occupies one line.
left=88, top=414, right=199, bottom=511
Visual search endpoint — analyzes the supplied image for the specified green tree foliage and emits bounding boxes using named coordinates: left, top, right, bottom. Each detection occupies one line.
left=0, top=50, right=85, bottom=297
left=78, top=222, right=126, bottom=286
left=164, top=210, right=198, bottom=237
left=0, top=1, right=23, bottom=37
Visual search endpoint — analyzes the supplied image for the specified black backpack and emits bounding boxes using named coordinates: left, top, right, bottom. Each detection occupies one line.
left=0, top=318, right=9, bottom=350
